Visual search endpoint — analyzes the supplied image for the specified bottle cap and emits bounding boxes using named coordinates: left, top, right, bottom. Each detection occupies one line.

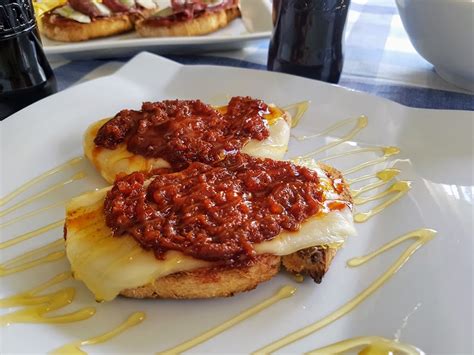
left=0, top=0, right=36, bottom=40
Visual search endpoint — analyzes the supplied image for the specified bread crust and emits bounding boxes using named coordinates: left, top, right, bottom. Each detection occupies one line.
left=41, top=12, right=134, bottom=42
left=282, top=247, right=337, bottom=283
left=120, top=254, right=281, bottom=299
left=135, top=7, right=240, bottom=37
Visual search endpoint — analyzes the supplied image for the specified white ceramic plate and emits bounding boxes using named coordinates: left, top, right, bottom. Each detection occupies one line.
left=42, top=0, right=272, bottom=61
left=1, top=53, right=472, bottom=354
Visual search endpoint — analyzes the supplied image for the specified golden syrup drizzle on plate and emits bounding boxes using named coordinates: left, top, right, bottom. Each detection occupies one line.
left=160, top=285, right=296, bottom=355
left=0, top=172, right=86, bottom=218
left=342, top=147, right=401, bottom=175
left=0, top=272, right=71, bottom=307
left=293, top=116, right=360, bottom=140
left=354, top=181, right=412, bottom=223
left=0, top=219, right=63, bottom=250
left=0, top=200, right=67, bottom=228
left=0, top=157, right=82, bottom=207
left=306, top=336, right=423, bottom=355
left=318, top=146, right=387, bottom=162
left=0, top=271, right=95, bottom=327
left=252, top=229, right=436, bottom=355
left=1, top=288, right=95, bottom=326
left=348, top=168, right=401, bottom=185
left=351, top=169, right=400, bottom=198
left=293, top=116, right=368, bottom=159
left=0, top=239, right=65, bottom=277
left=50, top=312, right=145, bottom=355
left=282, top=101, right=310, bottom=128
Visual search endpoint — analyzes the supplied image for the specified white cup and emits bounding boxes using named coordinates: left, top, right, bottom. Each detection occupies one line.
left=395, top=0, right=474, bottom=92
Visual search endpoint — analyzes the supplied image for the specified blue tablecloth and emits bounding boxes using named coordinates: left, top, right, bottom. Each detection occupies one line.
left=51, top=0, right=474, bottom=111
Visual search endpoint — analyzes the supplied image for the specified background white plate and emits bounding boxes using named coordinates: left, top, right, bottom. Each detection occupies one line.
left=42, top=0, right=272, bottom=61
left=1, top=53, right=472, bottom=354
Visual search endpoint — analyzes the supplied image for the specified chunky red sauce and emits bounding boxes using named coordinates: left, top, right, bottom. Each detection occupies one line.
left=94, top=97, right=270, bottom=170
left=104, top=153, right=348, bottom=263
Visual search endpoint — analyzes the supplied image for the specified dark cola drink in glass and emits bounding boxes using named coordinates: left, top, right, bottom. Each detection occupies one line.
left=268, top=0, right=350, bottom=84
left=0, top=0, right=57, bottom=120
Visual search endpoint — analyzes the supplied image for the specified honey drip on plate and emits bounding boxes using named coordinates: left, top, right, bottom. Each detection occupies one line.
left=0, top=172, right=86, bottom=218
left=50, top=312, right=145, bottom=355
left=0, top=200, right=67, bottom=228
left=294, top=116, right=368, bottom=159
left=318, top=146, right=387, bottom=162
left=348, top=168, right=400, bottom=185
left=0, top=219, right=63, bottom=250
left=306, top=336, right=423, bottom=355
left=160, top=285, right=296, bottom=355
left=354, top=181, right=412, bottom=223
left=0, top=272, right=95, bottom=326
left=0, top=272, right=71, bottom=307
left=342, top=147, right=400, bottom=175
left=282, top=101, right=310, bottom=128
left=0, top=239, right=65, bottom=276
left=252, top=229, right=436, bottom=354
left=0, top=157, right=83, bottom=207
left=351, top=169, right=400, bottom=198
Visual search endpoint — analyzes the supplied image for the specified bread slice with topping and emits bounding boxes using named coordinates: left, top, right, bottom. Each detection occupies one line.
left=64, top=157, right=355, bottom=301
left=135, top=6, right=240, bottom=37
left=84, top=97, right=292, bottom=183
left=41, top=12, right=134, bottom=42
left=39, top=0, right=158, bottom=42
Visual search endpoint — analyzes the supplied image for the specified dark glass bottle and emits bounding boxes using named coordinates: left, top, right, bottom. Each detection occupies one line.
left=268, top=0, right=350, bottom=84
left=0, top=0, right=57, bottom=120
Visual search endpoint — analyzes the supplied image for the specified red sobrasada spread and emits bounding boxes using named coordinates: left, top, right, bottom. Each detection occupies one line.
left=104, top=153, right=350, bottom=263
left=94, top=97, right=274, bottom=170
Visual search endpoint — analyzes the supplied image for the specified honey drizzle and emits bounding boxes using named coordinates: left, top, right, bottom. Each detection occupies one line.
left=342, top=147, right=401, bottom=175
left=0, top=172, right=86, bottom=218
left=160, top=285, right=296, bottom=355
left=354, top=181, right=412, bottom=223
left=0, top=157, right=83, bottom=207
left=50, top=312, right=145, bottom=355
left=282, top=101, right=310, bottom=128
left=0, top=220, right=63, bottom=250
left=351, top=169, right=400, bottom=198
left=0, top=200, right=67, bottom=228
left=0, top=272, right=71, bottom=308
left=293, top=116, right=368, bottom=159
left=294, top=116, right=367, bottom=142
left=306, top=336, right=423, bottom=355
left=0, top=239, right=65, bottom=276
left=318, top=146, right=385, bottom=162
left=0, top=288, right=95, bottom=326
left=252, top=229, right=436, bottom=355
left=348, top=168, right=400, bottom=185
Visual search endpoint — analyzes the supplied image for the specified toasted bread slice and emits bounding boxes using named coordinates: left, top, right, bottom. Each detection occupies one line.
left=84, top=104, right=291, bottom=183
left=135, top=6, right=240, bottom=37
left=41, top=12, right=134, bottom=42
left=119, top=163, right=351, bottom=299
left=65, top=159, right=354, bottom=301
left=121, top=254, right=281, bottom=299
